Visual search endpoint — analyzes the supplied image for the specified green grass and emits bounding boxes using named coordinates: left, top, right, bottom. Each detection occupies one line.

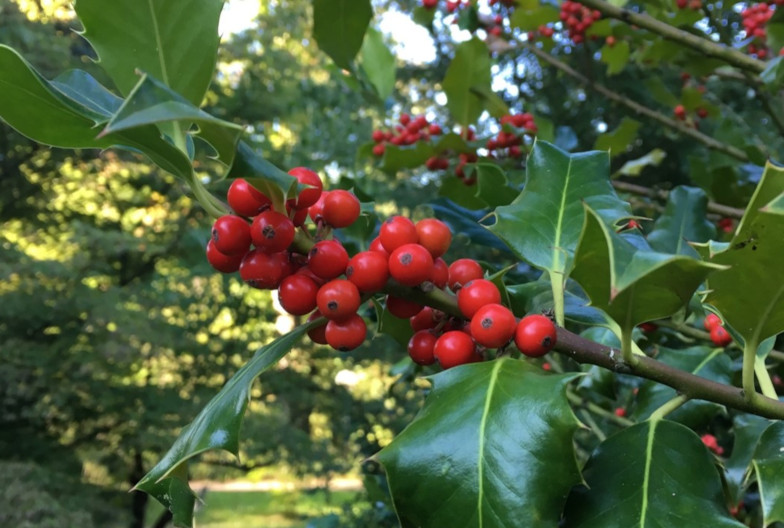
left=192, top=489, right=360, bottom=528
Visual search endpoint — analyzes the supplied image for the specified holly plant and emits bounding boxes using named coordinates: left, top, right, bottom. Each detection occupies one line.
left=4, top=0, right=784, bottom=527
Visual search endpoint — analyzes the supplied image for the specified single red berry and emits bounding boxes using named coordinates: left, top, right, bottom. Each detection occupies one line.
left=710, top=325, right=732, bottom=347
left=288, top=167, right=323, bottom=209
left=288, top=204, right=309, bottom=227
left=239, top=249, right=292, bottom=289
left=380, top=216, right=419, bottom=253
left=308, top=191, right=329, bottom=223
left=211, top=215, right=252, bottom=256
left=614, top=407, right=626, bottom=417
left=372, top=130, right=386, bottom=143
left=372, top=143, right=386, bottom=157
left=389, top=243, right=434, bottom=287
left=434, top=331, right=477, bottom=369
left=325, top=314, right=367, bottom=351
left=415, top=218, right=452, bottom=258
left=308, top=239, right=349, bottom=279
left=448, top=258, right=484, bottom=291
left=514, top=314, right=557, bottom=357
left=431, top=258, right=449, bottom=289
left=278, top=274, right=319, bottom=315
left=639, top=322, right=658, bottom=333
left=410, top=306, right=439, bottom=331
left=408, top=330, right=438, bottom=365
left=399, top=113, right=411, bottom=126
left=323, top=190, right=361, bottom=228
left=718, top=217, right=734, bottom=233
left=307, top=311, right=328, bottom=345
left=457, top=279, right=502, bottom=319
left=470, top=303, right=516, bottom=348
left=206, top=239, right=245, bottom=273
left=317, top=279, right=361, bottom=321
left=701, top=433, right=724, bottom=455
left=674, top=104, right=687, bottom=120
left=386, top=295, right=423, bottom=318
left=227, top=178, right=271, bottom=217
left=703, top=313, right=722, bottom=331
left=369, top=236, right=390, bottom=257
left=346, top=251, right=389, bottom=293
left=251, top=210, right=295, bottom=253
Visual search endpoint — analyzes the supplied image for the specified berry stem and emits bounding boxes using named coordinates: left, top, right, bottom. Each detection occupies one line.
left=189, top=174, right=230, bottom=219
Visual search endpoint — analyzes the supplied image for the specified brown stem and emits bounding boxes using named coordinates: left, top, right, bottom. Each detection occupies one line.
left=611, top=180, right=745, bottom=219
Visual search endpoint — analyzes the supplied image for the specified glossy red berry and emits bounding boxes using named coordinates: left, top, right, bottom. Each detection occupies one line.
left=206, top=239, right=244, bottom=273
left=457, top=279, right=502, bottom=319
left=431, top=258, right=449, bottom=289
left=308, top=191, right=328, bottom=224
left=710, top=325, right=732, bottom=347
left=239, top=249, right=292, bottom=289
left=251, top=210, right=295, bottom=253
left=380, top=216, right=418, bottom=253
left=317, top=279, right=361, bottom=321
left=286, top=201, right=309, bottom=227
left=211, top=215, right=252, bottom=256
left=389, top=243, right=434, bottom=287
left=408, top=330, right=438, bottom=365
left=369, top=236, right=389, bottom=256
left=514, top=314, right=557, bottom=357
left=386, top=295, right=423, bottom=318
left=227, top=178, right=271, bottom=217
left=415, top=218, right=452, bottom=258
left=288, top=167, right=323, bottom=209
left=325, top=314, right=367, bottom=351
left=410, top=306, right=438, bottom=331
left=323, top=190, right=361, bottom=228
left=346, top=251, right=389, bottom=293
left=278, top=274, right=319, bottom=315
left=470, top=303, right=516, bottom=348
left=434, top=331, right=477, bottom=369
left=307, top=311, right=328, bottom=345
left=308, top=239, right=349, bottom=279
left=448, top=259, right=484, bottom=291
left=704, top=313, right=722, bottom=331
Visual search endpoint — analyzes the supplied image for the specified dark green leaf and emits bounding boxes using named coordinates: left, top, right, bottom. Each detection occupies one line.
left=760, top=56, right=784, bottom=89
left=312, top=0, right=372, bottom=70
left=380, top=142, right=435, bottom=173
left=439, top=176, right=489, bottom=210
left=442, top=38, right=492, bottom=128
left=751, top=421, right=784, bottom=525
left=372, top=299, right=414, bottom=347
left=226, top=141, right=299, bottom=211
left=593, top=117, right=640, bottom=156
left=74, top=0, right=223, bottom=105
left=507, top=280, right=609, bottom=326
left=50, top=69, right=123, bottom=121
left=360, top=27, right=396, bottom=100
left=725, top=414, right=771, bottom=504
left=471, top=163, right=516, bottom=207
left=376, top=359, right=581, bottom=528
left=564, top=420, right=744, bottom=527
left=647, top=186, right=716, bottom=257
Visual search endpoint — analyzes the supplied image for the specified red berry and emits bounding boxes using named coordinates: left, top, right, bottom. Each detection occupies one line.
left=325, top=314, right=367, bottom=351
left=308, top=191, right=328, bottom=224
left=372, top=143, right=386, bottom=157
left=240, top=249, right=292, bottom=289
left=308, top=239, right=349, bottom=279
left=614, top=407, right=626, bottom=417
left=399, top=113, right=411, bottom=126
left=369, top=236, right=390, bottom=256
left=278, top=274, right=319, bottom=315
left=701, top=433, right=724, bottom=455
left=372, top=130, right=386, bottom=142
left=710, top=325, right=732, bottom=347
left=386, top=295, right=423, bottom=318
left=434, top=331, right=477, bottom=369
left=206, top=239, right=244, bottom=273
left=251, top=210, right=295, bottom=253
left=211, top=215, right=252, bottom=256
left=410, top=306, right=438, bottom=331
left=307, top=311, right=328, bottom=345
left=514, top=314, right=557, bottom=357
left=227, top=178, right=271, bottom=217
left=380, top=216, right=419, bottom=253
left=317, top=279, right=361, bottom=321
left=408, top=330, right=438, bottom=365
left=288, top=167, right=323, bottom=209
left=704, top=313, right=722, bottom=331
left=389, top=243, right=434, bottom=287
left=639, top=322, right=658, bottom=333
left=323, top=190, right=361, bottom=228
left=448, top=258, right=484, bottom=291
left=674, top=104, right=687, bottom=120
left=431, top=258, right=449, bottom=289
left=470, top=303, right=516, bottom=348
left=457, top=279, right=502, bottom=319
left=346, top=251, right=389, bottom=293
left=415, top=218, right=452, bottom=258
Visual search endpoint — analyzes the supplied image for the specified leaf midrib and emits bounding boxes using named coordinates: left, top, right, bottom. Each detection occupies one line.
left=476, top=360, right=502, bottom=526
left=146, top=0, right=169, bottom=86
left=552, top=157, right=574, bottom=272
left=639, top=420, right=658, bottom=527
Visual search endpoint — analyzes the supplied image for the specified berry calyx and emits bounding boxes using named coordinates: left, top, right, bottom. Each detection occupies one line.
left=457, top=279, right=502, bottom=319
left=389, top=243, right=434, bottom=287
left=325, top=314, right=367, bottom=351
left=434, top=331, right=478, bottom=369
left=323, top=189, right=361, bottom=228
left=514, top=314, right=557, bottom=357
left=408, top=330, right=438, bottom=365
left=251, top=210, right=295, bottom=253
left=470, top=303, right=516, bottom=348
left=211, top=215, right=252, bottom=256
left=317, top=279, right=361, bottom=321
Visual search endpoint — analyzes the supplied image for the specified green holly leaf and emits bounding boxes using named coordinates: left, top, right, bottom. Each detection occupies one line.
left=50, top=69, right=123, bottom=122
left=563, top=420, right=744, bottom=527
left=507, top=280, right=609, bottom=326
left=601, top=40, right=630, bottom=75
left=615, top=148, right=666, bottom=177
left=442, top=38, right=492, bottom=128
left=74, top=0, right=224, bottom=105
left=703, top=161, right=784, bottom=346
left=313, top=0, right=372, bottom=70
left=593, top=117, right=640, bottom=156
left=647, top=186, right=716, bottom=257
left=376, top=359, right=582, bottom=528
left=571, top=205, right=724, bottom=331
left=134, top=323, right=315, bottom=527
left=470, top=163, right=517, bottom=208
left=631, top=347, right=731, bottom=425
left=226, top=142, right=299, bottom=212
left=725, top=414, right=772, bottom=504
left=509, top=5, right=560, bottom=31
left=380, top=142, right=435, bottom=173
left=360, top=27, right=396, bottom=101
left=751, top=421, right=784, bottom=525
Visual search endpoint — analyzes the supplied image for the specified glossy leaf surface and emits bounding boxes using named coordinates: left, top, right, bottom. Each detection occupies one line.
left=752, top=421, right=784, bottom=526
left=313, top=0, right=372, bottom=70
left=647, top=186, right=716, bottom=257
left=725, top=414, right=771, bottom=504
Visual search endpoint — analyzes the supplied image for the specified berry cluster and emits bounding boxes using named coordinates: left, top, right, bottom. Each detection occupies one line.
left=371, top=113, right=443, bottom=157
left=486, top=14, right=505, bottom=37
left=673, top=104, right=707, bottom=124
left=422, top=0, right=438, bottom=9
left=485, top=113, right=537, bottom=159
left=742, top=3, right=773, bottom=59
left=527, top=24, right=555, bottom=41
left=704, top=313, right=732, bottom=347
left=559, top=1, right=601, bottom=44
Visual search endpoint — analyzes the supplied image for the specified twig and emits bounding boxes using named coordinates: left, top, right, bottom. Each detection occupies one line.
left=611, top=180, right=746, bottom=219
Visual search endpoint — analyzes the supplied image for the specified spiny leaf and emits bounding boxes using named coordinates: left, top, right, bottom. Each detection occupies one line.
left=647, top=186, right=716, bottom=257
left=724, top=414, right=771, bottom=504
left=375, top=359, right=582, bottom=528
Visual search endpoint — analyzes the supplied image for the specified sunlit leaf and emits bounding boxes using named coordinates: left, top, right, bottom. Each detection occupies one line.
left=360, top=27, right=396, bottom=100
left=616, top=148, right=666, bottom=176
left=442, top=38, right=492, bottom=128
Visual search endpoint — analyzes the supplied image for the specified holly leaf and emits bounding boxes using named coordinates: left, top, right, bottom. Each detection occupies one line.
left=226, top=142, right=299, bottom=212
left=360, top=27, right=396, bottom=100
left=593, top=117, right=640, bottom=155
left=134, top=323, right=314, bottom=527
left=375, top=359, right=581, bottom=528
left=725, top=414, right=771, bottom=504
left=702, top=161, right=784, bottom=346
left=647, top=186, right=716, bottom=257
left=615, top=148, right=666, bottom=177
left=442, top=38, right=492, bottom=128
left=751, top=421, right=784, bottom=525
left=470, top=163, right=517, bottom=208
left=380, top=142, right=435, bottom=173
left=313, top=0, right=372, bottom=70
left=600, top=40, right=630, bottom=75
left=74, top=0, right=224, bottom=105
left=571, top=205, right=725, bottom=331
left=563, top=420, right=744, bottom=527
